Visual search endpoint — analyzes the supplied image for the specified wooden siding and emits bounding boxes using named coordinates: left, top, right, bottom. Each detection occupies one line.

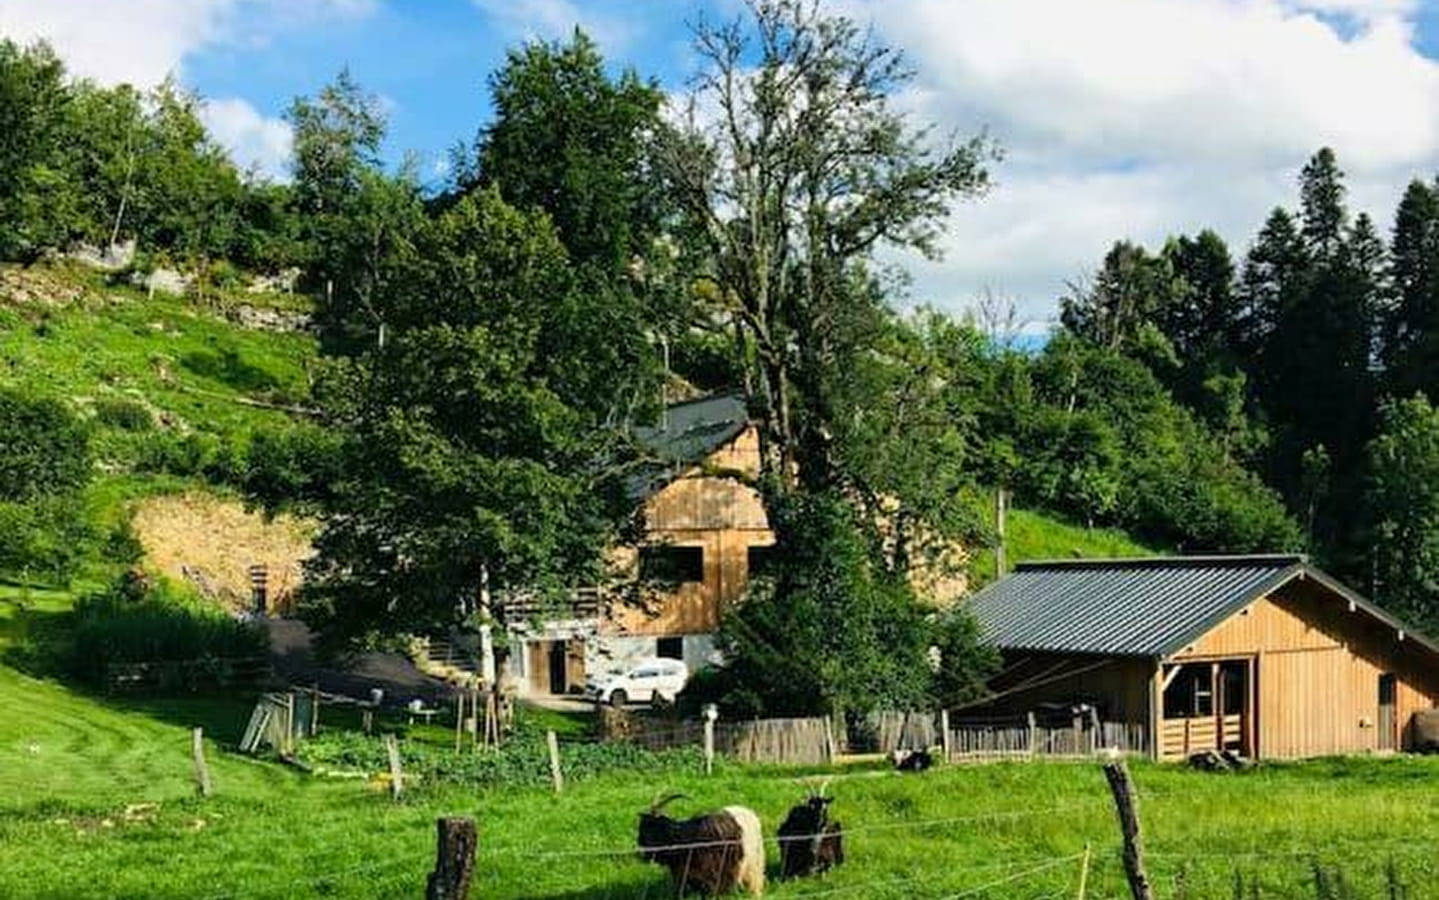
left=607, top=426, right=773, bottom=637
left=1171, top=577, right=1439, bottom=757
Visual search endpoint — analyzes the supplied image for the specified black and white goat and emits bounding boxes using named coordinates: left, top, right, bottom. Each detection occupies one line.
left=637, top=793, right=765, bottom=896
left=777, top=782, right=844, bottom=879
left=890, top=747, right=934, bottom=772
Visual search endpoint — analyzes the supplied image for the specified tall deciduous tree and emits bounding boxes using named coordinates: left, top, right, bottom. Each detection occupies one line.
left=301, top=188, right=633, bottom=648
left=0, top=40, right=70, bottom=259
left=289, top=71, right=422, bottom=353
left=660, top=0, right=996, bottom=497
left=469, top=31, right=669, bottom=424
left=657, top=0, right=1000, bottom=716
left=1363, top=395, right=1439, bottom=632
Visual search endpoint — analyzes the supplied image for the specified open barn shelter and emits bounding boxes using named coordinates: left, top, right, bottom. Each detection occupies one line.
left=966, top=555, right=1439, bottom=760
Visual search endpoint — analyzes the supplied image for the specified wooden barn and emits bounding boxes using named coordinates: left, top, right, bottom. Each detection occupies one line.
left=966, top=556, right=1439, bottom=760
left=507, top=394, right=774, bottom=696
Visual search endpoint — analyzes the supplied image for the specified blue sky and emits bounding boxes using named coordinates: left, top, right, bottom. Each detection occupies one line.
left=6, top=0, right=1439, bottom=327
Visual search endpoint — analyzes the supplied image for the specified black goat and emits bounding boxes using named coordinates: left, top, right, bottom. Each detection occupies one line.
left=777, top=783, right=844, bottom=878
left=637, top=793, right=765, bottom=896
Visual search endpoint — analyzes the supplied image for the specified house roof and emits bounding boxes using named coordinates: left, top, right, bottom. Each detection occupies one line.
left=625, top=393, right=750, bottom=500
left=967, top=554, right=1439, bottom=659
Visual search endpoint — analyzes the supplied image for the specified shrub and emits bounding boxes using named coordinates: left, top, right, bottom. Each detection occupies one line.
left=244, top=424, right=343, bottom=512
left=92, top=397, right=154, bottom=432
left=0, top=495, right=100, bottom=584
left=134, top=431, right=220, bottom=477
left=295, top=729, right=705, bottom=789
left=67, top=571, right=267, bottom=686
left=0, top=386, right=91, bottom=501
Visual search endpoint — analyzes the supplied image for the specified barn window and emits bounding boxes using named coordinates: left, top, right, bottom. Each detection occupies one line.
left=656, top=636, right=684, bottom=660
left=640, top=545, right=704, bottom=584
left=1163, top=667, right=1214, bottom=718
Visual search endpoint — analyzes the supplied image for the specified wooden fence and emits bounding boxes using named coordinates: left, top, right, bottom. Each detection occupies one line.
left=622, top=716, right=834, bottom=765
left=947, top=714, right=1148, bottom=760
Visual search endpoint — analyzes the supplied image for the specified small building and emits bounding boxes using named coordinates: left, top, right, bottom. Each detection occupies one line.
left=505, top=394, right=774, bottom=696
left=966, top=555, right=1439, bottom=759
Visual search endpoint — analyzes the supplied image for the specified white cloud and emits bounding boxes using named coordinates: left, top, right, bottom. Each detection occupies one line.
left=0, top=0, right=229, bottom=86
left=469, top=0, right=640, bottom=51
left=846, top=0, right=1439, bottom=321
left=201, top=97, right=294, bottom=181
left=0, top=0, right=374, bottom=182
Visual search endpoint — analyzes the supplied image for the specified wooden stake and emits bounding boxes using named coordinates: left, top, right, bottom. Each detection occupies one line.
left=704, top=718, right=715, bottom=776
left=1076, top=842, right=1092, bottom=900
left=191, top=727, right=212, bottom=798
left=425, top=816, right=477, bottom=900
left=546, top=730, right=563, bottom=794
left=385, top=733, right=404, bottom=801
left=454, top=690, right=465, bottom=753
left=1027, top=711, right=1038, bottom=757
left=1103, top=760, right=1155, bottom=900
left=940, top=710, right=952, bottom=761
left=309, top=684, right=320, bottom=735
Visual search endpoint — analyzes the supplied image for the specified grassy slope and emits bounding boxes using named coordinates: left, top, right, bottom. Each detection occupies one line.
left=968, top=507, right=1158, bottom=589
left=0, top=262, right=313, bottom=442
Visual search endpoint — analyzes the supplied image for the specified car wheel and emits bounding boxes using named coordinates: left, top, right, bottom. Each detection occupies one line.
left=610, top=689, right=628, bottom=707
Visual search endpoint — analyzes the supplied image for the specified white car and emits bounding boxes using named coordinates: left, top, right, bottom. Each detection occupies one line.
left=587, top=657, right=689, bottom=706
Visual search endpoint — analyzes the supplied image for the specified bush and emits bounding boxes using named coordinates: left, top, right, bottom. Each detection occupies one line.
left=134, top=431, right=220, bottom=477
left=0, top=386, right=91, bottom=501
left=92, top=397, right=154, bottom=432
left=67, top=571, right=267, bottom=686
left=295, top=729, right=704, bottom=789
left=0, top=495, right=100, bottom=584
left=244, top=424, right=343, bottom=512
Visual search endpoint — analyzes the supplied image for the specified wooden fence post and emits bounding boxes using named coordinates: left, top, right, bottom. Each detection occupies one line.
left=425, top=816, right=477, bottom=900
left=191, top=727, right=212, bottom=798
left=702, top=706, right=717, bottom=776
left=1027, top=711, right=1038, bottom=757
left=546, top=730, right=564, bottom=794
left=1088, top=707, right=1102, bottom=755
left=940, top=710, right=951, bottom=761
left=822, top=716, right=836, bottom=765
left=454, top=690, right=466, bottom=753
left=1103, top=759, right=1155, bottom=900
left=385, top=733, right=404, bottom=801
left=310, top=684, right=321, bottom=735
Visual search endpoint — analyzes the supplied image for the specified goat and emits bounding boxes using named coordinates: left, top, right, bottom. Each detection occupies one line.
left=890, top=747, right=934, bottom=772
left=637, top=793, right=765, bottom=896
left=777, top=782, right=844, bottom=878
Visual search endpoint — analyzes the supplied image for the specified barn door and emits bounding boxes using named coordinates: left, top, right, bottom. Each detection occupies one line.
left=1378, top=673, right=1397, bottom=751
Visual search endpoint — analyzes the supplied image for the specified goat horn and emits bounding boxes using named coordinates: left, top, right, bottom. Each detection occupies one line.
left=650, top=792, right=685, bottom=814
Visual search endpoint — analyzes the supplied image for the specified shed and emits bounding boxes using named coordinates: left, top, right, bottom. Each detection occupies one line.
left=967, top=555, right=1439, bottom=759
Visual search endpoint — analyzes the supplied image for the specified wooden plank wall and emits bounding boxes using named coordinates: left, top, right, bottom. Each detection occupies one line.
left=608, top=427, right=773, bottom=637
left=1174, top=578, right=1439, bottom=757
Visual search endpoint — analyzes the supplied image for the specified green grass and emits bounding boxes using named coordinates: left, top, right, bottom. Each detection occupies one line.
left=969, top=507, right=1158, bottom=588
left=0, top=262, right=315, bottom=445
left=2, top=627, right=1439, bottom=900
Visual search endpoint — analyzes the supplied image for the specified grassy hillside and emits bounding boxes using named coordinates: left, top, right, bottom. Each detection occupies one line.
left=0, top=262, right=315, bottom=448
left=968, top=507, right=1158, bottom=589
left=0, top=263, right=318, bottom=593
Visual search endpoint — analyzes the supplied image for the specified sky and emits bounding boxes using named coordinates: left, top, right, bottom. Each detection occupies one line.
left=4, top=0, right=1439, bottom=331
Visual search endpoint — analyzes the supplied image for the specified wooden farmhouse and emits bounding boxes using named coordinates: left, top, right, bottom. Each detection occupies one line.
left=966, top=556, right=1439, bottom=759
left=504, top=394, right=774, bottom=696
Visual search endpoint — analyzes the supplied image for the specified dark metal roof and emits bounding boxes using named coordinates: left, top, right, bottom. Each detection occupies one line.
left=625, top=394, right=749, bottom=500
left=968, top=555, right=1307, bottom=657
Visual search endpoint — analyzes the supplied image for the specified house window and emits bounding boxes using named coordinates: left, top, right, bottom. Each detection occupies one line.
left=657, top=636, right=684, bottom=660
left=640, top=545, right=704, bottom=584
left=746, top=544, right=777, bottom=579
